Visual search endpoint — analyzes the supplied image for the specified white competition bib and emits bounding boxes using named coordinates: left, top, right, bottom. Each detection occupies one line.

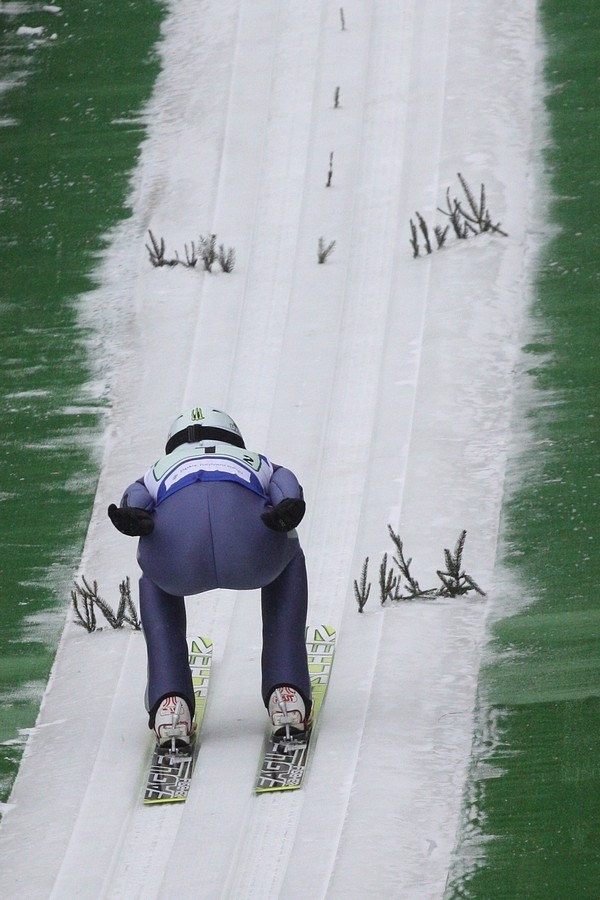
left=144, top=441, right=273, bottom=505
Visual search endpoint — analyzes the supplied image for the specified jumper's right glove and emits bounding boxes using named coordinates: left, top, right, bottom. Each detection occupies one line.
left=261, top=498, right=306, bottom=533
left=108, top=503, right=154, bottom=537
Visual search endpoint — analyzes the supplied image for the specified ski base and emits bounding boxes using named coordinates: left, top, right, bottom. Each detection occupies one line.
left=255, top=625, right=336, bottom=794
left=143, top=636, right=212, bottom=805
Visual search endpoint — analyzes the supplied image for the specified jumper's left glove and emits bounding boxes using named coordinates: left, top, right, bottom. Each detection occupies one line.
left=108, top=503, right=154, bottom=537
left=261, top=498, right=306, bottom=533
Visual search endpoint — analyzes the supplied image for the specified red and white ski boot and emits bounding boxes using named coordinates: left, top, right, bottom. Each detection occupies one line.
left=154, top=696, right=193, bottom=751
left=268, top=686, right=309, bottom=740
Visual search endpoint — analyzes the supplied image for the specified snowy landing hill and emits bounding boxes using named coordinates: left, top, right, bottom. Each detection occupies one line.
left=0, top=1, right=543, bottom=897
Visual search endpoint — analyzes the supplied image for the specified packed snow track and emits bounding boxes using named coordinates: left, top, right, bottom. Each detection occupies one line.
left=0, top=1, right=541, bottom=897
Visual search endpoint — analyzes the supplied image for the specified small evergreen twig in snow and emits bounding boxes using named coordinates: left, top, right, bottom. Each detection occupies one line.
left=437, top=188, right=469, bottom=239
left=388, top=526, right=437, bottom=600
left=116, top=576, right=142, bottom=630
left=415, top=212, right=432, bottom=254
left=71, top=575, right=142, bottom=631
left=218, top=244, right=236, bottom=273
left=434, top=224, right=449, bottom=249
left=199, top=233, right=218, bottom=271
left=409, top=219, right=420, bottom=258
left=317, top=237, right=336, bottom=263
left=454, top=173, right=508, bottom=237
left=326, top=152, right=334, bottom=187
left=379, top=552, right=402, bottom=605
left=183, top=241, right=198, bottom=268
left=354, top=557, right=371, bottom=613
left=145, top=230, right=178, bottom=267
left=436, top=530, right=486, bottom=597
left=71, top=576, right=98, bottom=632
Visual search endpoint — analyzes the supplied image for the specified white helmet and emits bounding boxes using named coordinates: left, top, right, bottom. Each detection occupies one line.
left=165, top=406, right=245, bottom=454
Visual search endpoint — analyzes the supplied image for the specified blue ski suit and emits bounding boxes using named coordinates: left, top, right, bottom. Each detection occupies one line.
left=117, top=439, right=310, bottom=726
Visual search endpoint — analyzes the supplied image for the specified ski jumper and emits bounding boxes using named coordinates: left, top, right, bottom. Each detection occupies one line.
left=119, top=440, right=310, bottom=725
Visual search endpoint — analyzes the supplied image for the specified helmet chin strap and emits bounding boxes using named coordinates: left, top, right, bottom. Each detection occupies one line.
left=165, top=424, right=246, bottom=455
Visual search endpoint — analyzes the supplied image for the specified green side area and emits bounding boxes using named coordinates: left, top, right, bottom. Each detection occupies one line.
left=0, top=1, right=163, bottom=802
left=448, top=2, right=600, bottom=896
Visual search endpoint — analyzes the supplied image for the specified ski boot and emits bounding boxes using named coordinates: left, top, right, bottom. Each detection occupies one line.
left=154, top=695, right=193, bottom=752
left=268, top=686, right=311, bottom=741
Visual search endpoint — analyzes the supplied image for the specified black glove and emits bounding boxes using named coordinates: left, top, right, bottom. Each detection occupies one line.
left=108, top=503, right=154, bottom=537
left=261, top=498, right=306, bottom=533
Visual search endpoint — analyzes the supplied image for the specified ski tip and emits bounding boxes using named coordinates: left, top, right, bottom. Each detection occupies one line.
left=190, top=636, right=213, bottom=654
left=306, top=625, right=336, bottom=643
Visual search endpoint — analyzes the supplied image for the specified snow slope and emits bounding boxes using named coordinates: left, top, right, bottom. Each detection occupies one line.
left=0, top=1, right=543, bottom=897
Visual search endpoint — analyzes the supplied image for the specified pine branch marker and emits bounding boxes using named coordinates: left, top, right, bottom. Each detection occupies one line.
left=436, top=530, right=486, bottom=597
left=354, top=526, right=485, bottom=612
left=388, top=526, right=438, bottom=600
left=71, top=577, right=98, bottom=632
left=354, top=557, right=371, bottom=613
left=71, top=575, right=142, bottom=631
left=146, top=230, right=236, bottom=272
left=379, top=553, right=399, bottom=605
left=409, top=219, right=420, bottom=258
left=218, top=244, right=236, bottom=272
left=145, top=230, right=178, bottom=267
left=326, top=152, right=334, bottom=187
left=415, top=212, right=432, bottom=254
left=317, top=237, right=336, bottom=263
left=413, top=172, right=508, bottom=257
